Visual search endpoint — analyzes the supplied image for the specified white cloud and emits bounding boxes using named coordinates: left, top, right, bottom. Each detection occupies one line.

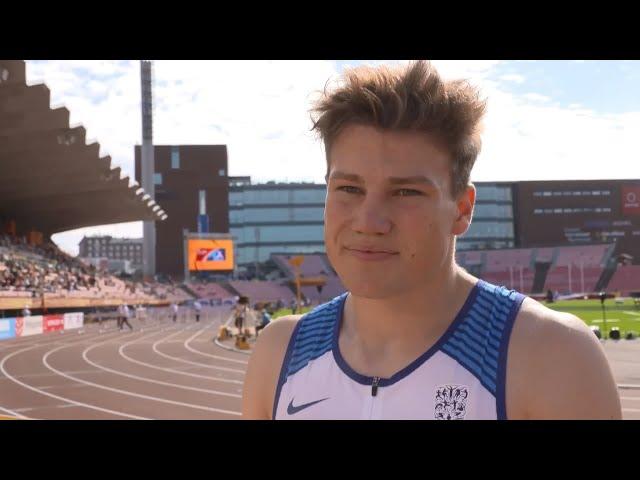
left=499, top=74, right=526, bottom=84
left=23, top=60, right=640, bottom=256
left=521, top=92, right=551, bottom=103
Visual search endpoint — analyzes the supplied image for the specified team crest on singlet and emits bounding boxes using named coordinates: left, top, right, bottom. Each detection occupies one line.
left=434, top=385, right=469, bottom=420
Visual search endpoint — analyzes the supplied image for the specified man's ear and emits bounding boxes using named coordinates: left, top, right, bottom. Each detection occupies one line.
left=451, top=184, right=476, bottom=236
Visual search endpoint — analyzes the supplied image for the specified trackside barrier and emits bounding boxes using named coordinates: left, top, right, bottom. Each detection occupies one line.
left=0, top=312, right=84, bottom=341
left=0, top=318, right=16, bottom=340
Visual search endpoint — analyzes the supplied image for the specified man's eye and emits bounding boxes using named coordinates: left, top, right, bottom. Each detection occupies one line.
left=336, top=186, right=362, bottom=194
left=395, top=189, right=423, bottom=197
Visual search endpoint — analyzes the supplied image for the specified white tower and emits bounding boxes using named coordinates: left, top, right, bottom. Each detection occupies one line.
left=140, top=60, right=156, bottom=279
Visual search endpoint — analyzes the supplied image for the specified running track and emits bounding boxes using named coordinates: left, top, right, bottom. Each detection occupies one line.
left=1, top=306, right=638, bottom=419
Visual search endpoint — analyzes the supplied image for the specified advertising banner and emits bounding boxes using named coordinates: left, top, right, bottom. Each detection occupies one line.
left=44, top=315, right=64, bottom=333
left=0, top=318, right=16, bottom=341
left=21, top=316, right=44, bottom=337
left=63, top=312, right=84, bottom=330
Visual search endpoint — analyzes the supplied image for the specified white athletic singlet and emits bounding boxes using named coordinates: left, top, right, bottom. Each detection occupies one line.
left=273, top=279, right=526, bottom=420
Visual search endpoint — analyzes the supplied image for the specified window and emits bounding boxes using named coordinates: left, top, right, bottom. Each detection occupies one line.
left=199, top=190, right=207, bottom=215
left=171, top=146, right=180, bottom=169
left=154, top=173, right=162, bottom=185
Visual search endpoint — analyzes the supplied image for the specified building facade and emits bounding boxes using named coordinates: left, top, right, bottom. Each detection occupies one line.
left=514, top=179, right=640, bottom=260
left=229, top=178, right=326, bottom=266
left=229, top=177, right=640, bottom=268
left=79, top=236, right=143, bottom=271
left=135, top=145, right=229, bottom=278
left=228, top=179, right=517, bottom=265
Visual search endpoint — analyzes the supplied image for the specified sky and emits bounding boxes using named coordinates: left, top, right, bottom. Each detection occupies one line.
left=21, top=60, right=640, bottom=255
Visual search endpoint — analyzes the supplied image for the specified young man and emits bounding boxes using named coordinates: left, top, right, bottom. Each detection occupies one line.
left=242, top=61, right=621, bottom=420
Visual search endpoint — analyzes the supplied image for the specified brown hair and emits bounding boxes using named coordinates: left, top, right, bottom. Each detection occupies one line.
left=311, top=61, right=487, bottom=198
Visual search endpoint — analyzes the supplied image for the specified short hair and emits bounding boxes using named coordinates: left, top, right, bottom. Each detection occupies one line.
left=311, top=60, right=487, bottom=198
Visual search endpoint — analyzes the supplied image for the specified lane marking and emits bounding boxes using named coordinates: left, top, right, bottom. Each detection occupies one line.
left=82, top=333, right=242, bottom=397
left=43, top=342, right=241, bottom=416
left=183, top=327, right=249, bottom=365
left=118, top=330, right=244, bottom=382
left=152, top=327, right=246, bottom=373
left=0, top=330, right=149, bottom=420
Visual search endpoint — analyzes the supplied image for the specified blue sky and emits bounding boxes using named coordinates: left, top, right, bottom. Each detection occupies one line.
left=22, top=60, right=640, bottom=254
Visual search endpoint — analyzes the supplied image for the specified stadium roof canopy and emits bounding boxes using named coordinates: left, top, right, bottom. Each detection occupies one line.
left=0, top=60, right=167, bottom=237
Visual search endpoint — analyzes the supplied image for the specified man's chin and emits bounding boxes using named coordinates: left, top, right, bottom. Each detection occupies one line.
left=342, top=280, right=401, bottom=299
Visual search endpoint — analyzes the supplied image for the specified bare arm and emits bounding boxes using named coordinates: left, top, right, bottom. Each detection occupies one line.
left=242, top=315, right=301, bottom=419
left=512, top=304, right=621, bottom=420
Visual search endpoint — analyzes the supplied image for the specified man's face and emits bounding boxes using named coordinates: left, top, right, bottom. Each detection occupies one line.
left=324, top=124, right=475, bottom=299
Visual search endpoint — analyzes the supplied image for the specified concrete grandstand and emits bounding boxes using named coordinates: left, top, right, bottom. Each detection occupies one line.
left=0, top=60, right=178, bottom=314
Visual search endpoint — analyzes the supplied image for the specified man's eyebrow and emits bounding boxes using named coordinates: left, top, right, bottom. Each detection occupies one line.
left=327, top=171, right=363, bottom=183
left=387, top=176, right=438, bottom=188
left=328, top=171, right=438, bottom=188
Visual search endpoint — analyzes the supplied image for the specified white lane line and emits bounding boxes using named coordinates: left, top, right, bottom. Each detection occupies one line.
left=0, top=331, right=149, bottom=420
left=43, top=342, right=241, bottom=416
left=118, top=328, right=244, bottom=383
left=618, top=384, right=640, bottom=390
left=82, top=334, right=241, bottom=398
left=0, top=404, right=30, bottom=419
left=183, top=327, right=249, bottom=365
left=622, top=311, right=640, bottom=317
left=152, top=327, right=246, bottom=373
left=620, top=396, right=640, bottom=401
left=623, top=408, right=640, bottom=413
left=13, top=404, right=77, bottom=412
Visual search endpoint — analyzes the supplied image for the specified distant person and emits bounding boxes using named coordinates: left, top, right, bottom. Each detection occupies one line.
left=234, top=296, right=249, bottom=335
left=117, top=304, right=133, bottom=331
left=546, top=289, right=554, bottom=303
left=193, top=300, right=202, bottom=322
left=22, top=305, right=31, bottom=317
left=243, top=60, right=621, bottom=420
left=255, top=305, right=271, bottom=336
left=290, top=298, right=297, bottom=315
left=171, top=302, right=179, bottom=323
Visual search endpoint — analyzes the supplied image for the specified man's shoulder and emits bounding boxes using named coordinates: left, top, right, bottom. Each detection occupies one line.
left=513, top=297, right=593, bottom=349
left=508, top=297, right=621, bottom=419
left=256, top=314, right=304, bottom=352
left=243, top=313, right=304, bottom=419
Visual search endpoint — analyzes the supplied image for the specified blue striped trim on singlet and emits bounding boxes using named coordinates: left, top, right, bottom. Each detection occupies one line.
left=272, top=294, right=346, bottom=419
left=285, top=295, right=344, bottom=377
left=440, top=281, right=525, bottom=420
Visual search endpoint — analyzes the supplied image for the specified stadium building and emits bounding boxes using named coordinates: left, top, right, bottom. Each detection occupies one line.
left=134, top=145, right=229, bottom=279
left=229, top=177, right=325, bottom=267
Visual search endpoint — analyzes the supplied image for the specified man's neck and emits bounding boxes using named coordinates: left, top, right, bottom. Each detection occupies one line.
left=342, top=265, right=478, bottom=358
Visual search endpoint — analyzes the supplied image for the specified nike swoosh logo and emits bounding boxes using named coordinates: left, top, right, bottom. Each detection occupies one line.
left=287, top=397, right=330, bottom=415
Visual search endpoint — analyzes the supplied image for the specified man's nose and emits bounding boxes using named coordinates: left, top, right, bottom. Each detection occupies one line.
left=351, top=195, right=392, bottom=235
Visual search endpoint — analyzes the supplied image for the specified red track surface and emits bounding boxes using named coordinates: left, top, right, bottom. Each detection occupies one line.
left=1, top=306, right=638, bottom=419
left=0, top=307, right=247, bottom=419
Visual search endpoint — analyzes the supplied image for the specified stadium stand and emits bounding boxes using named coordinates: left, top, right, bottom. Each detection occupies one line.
left=0, top=60, right=169, bottom=312
left=606, top=266, right=640, bottom=295
left=457, top=244, right=616, bottom=295
left=186, top=281, right=234, bottom=300
left=228, top=280, right=296, bottom=304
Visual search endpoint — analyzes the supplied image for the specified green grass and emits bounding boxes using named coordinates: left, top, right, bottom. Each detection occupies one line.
left=271, top=307, right=313, bottom=319
left=545, top=298, right=640, bottom=336
left=270, top=299, right=640, bottom=337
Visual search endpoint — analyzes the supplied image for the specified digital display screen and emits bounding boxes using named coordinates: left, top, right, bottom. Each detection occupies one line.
left=187, top=239, right=234, bottom=271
